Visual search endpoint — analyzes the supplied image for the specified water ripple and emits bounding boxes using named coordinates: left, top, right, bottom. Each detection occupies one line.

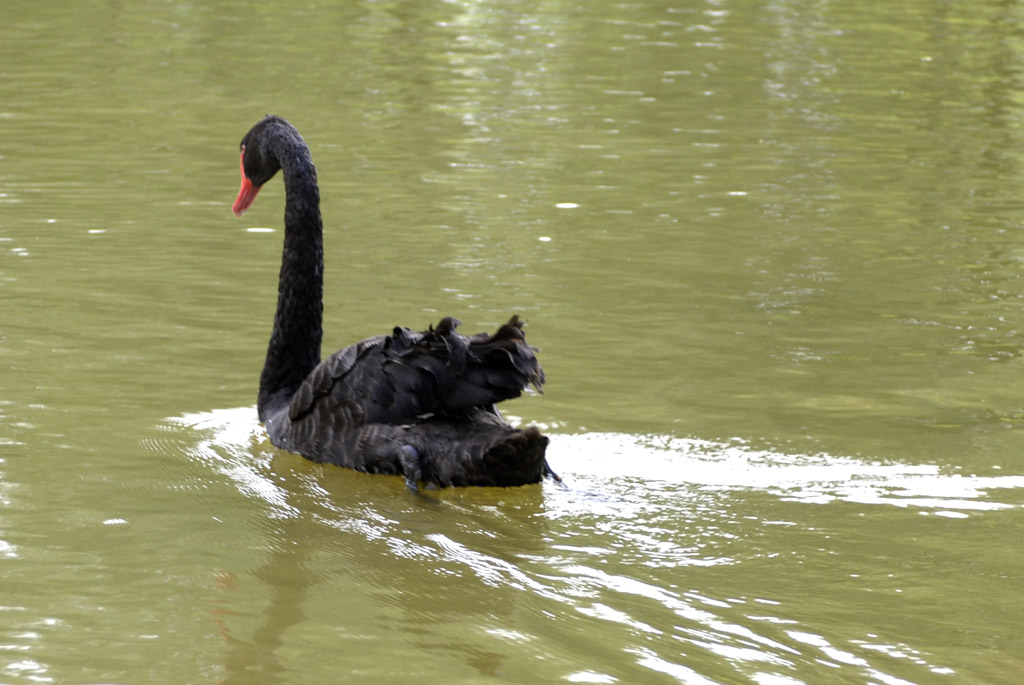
left=162, top=408, right=996, bottom=682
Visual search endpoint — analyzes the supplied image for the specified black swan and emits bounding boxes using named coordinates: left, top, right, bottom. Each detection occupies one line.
left=231, top=115, right=556, bottom=489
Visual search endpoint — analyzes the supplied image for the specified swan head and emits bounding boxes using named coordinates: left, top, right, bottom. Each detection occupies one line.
left=232, top=115, right=294, bottom=216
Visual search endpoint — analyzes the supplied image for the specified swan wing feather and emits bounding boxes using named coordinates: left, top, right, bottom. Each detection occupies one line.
left=286, top=316, right=543, bottom=426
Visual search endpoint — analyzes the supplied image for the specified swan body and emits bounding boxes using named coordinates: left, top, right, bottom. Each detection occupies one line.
left=232, top=115, right=554, bottom=488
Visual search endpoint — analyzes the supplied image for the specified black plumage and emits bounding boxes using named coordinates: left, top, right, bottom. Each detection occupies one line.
left=232, top=115, right=555, bottom=488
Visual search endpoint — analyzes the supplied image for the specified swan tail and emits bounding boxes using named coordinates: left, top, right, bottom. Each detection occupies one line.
left=404, top=419, right=551, bottom=488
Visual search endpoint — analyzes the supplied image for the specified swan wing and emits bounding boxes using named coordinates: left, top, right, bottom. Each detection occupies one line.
left=286, top=315, right=543, bottom=426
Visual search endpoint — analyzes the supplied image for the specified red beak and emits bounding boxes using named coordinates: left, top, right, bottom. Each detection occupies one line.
left=232, top=148, right=261, bottom=216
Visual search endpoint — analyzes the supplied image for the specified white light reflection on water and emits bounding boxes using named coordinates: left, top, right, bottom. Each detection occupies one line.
left=543, top=432, right=1024, bottom=515
left=172, top=403, right=1019, bottom=532
left=172, top=405, right=1023, bottom=523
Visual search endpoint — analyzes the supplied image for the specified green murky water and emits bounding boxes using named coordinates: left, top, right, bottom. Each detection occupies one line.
left=3, top=0, right=1024, bottom=682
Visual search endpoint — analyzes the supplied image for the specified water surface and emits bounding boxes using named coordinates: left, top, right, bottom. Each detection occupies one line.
left=3, top=0, right=1024, bottom=682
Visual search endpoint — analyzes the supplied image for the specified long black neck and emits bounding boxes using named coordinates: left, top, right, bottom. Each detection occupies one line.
left=257, top=135, right=324, bottom=420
